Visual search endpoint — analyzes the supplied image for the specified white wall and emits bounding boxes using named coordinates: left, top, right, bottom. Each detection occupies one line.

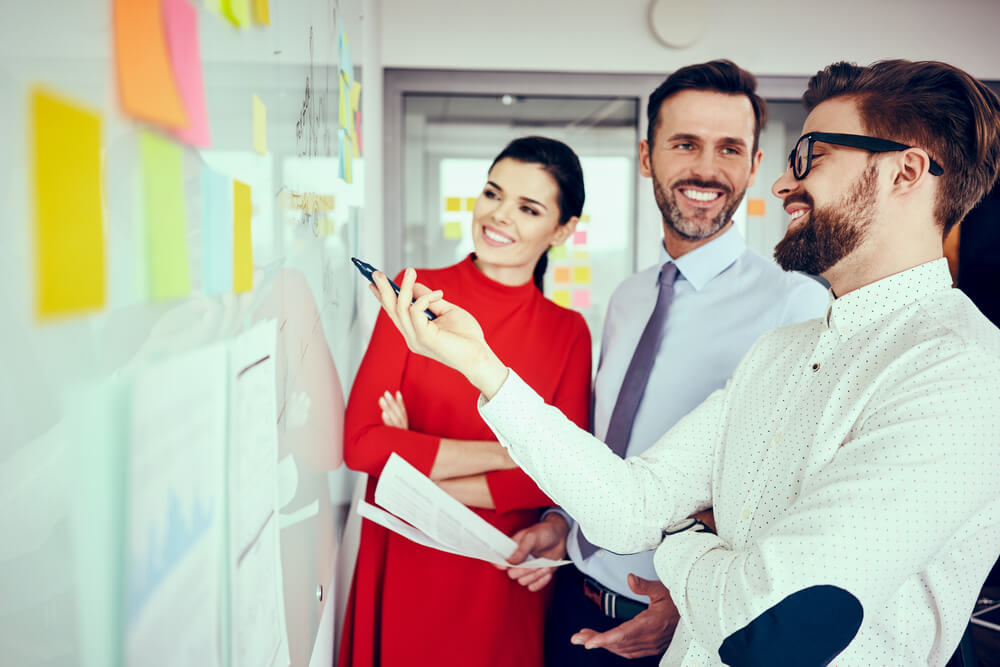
left=381, top=0, right=1000, bottom=79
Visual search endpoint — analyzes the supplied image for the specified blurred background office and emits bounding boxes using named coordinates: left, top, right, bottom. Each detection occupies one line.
left=2, top=1, right=999, bottom=666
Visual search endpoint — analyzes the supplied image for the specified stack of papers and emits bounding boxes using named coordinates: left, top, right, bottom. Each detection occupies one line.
left=359, top=453, right=567, bottom=569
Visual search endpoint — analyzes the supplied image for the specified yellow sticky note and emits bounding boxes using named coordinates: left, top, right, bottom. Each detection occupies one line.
left=32, top=88, right=105, bottom=319
left=233, top=180, right=253, bottom=293
left=221, top=0, right=250, bottom=26
left=572, top=266, right=591, bottom=284
left=580, top=213, right=591, bottom=223
left=443, top=221, right=462, bottom=240
left=204, top=0, right=223, bottom=15
left=747, top=198, right=766, bottom=217
left=140, top=131, right=191, bottom=302
left=573, top=250, right=589, bottom=261
left=444, top=197, right=461, bottom=212
left=551, top=290, right=571, bottom=308
left=251, top=0, right=269, bottom=25
left=349, top=81, right=362, bottom=113
left=253, top=94, right=267, bottom=154
left=553, top=267, right=571, bottom=284
left=465, top=197, right=477, bottom=211
left=549, top=245, right=567, bottom=260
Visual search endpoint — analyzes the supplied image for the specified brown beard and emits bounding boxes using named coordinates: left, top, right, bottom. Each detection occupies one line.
left=774, top=163, right=878, bottom=276
left=652, top=174, right=746, bottom=241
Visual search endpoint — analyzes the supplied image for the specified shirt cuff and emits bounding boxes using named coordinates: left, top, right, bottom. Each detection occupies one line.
left=653, top=528, right=724, bottom=603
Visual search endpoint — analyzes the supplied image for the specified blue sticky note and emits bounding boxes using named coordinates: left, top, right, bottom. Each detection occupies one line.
left=201, top=166, right=234, bottom=294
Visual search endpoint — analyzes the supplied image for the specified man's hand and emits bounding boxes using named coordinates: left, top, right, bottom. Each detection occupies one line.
left=501, top=513, right=569, bottom=592
left=571, top=574, right=679, bottom=659
left=370, top=269, right=508, bottom=398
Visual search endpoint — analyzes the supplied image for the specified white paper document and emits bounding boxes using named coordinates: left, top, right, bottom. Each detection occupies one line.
left=363, top=453, right=567, bottom=568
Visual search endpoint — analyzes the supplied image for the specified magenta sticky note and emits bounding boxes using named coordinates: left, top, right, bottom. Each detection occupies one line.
left=572, top=289, right=591, bottom=309
left=165, top=0, right=211, bottom=147
left=574, top=230, right=587, bottom=245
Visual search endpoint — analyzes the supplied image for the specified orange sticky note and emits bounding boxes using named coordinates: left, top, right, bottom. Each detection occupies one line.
left=31, top=88, right=105, bottom=319
left=251, top=0, right=270, bottom=25
left=572, top=266, right=591, bottom=284
left=444, top=197, right=461, bottom=212
left=553, top=267, right=571, bottom=284
left=551, top=290, right=571, bottom=308
left=113, top=0, right=188, bottom=128
left=747, top=198, right=766, bottom=217
left=233, top=180, right=253, bottom=293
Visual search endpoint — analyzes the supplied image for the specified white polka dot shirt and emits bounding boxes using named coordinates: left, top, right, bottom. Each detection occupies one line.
left=479, top=258, right=1000, bottom=666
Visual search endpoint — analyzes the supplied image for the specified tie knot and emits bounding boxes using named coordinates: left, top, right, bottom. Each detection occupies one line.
left=659, top=262, right=678, bottom=286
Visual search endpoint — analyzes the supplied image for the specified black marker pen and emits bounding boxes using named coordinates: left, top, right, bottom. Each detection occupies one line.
left=351, top=257, right=437, bottom=321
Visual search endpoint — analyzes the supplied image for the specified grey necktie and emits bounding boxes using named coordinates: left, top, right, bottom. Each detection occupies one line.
left=576, top=262, right=678, bottom=559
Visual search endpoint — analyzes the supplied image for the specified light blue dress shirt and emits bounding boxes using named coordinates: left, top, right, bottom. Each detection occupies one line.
left=567, top=224, right=830, bottom=601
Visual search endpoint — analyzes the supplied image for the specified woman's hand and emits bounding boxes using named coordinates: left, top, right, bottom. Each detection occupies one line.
left=370, top=269, right=509, bottom=399
left=379, top=390, right=408, bottom=429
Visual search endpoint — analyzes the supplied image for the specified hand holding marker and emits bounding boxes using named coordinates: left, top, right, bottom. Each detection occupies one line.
left=351, top=258, right=438, bottom=321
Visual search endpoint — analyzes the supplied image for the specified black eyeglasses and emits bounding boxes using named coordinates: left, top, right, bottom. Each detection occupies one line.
left=788, top=132, right=944, bottom=180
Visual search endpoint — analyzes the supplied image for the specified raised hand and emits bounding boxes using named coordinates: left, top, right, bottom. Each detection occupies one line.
left=370, top=269, right=508, bottom=398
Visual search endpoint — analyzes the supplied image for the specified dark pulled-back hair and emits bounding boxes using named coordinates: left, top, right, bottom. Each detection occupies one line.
left=489, top=136, right=585, bottom=291
left=647, top=59, right=767, bottom=154
left=803, top=60, right=1000, bottom=233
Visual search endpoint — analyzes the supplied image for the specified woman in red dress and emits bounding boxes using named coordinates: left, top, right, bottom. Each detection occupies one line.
left=338, top=136, right=592, bottom=667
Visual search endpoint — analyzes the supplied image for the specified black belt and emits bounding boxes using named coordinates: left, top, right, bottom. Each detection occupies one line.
left=582, top=575, right=648, bottom=621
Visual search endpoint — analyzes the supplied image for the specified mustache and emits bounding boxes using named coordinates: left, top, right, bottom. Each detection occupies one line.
left=673, top=179, right=732, bottom=194
left=782, top=192, right=814, bottom=209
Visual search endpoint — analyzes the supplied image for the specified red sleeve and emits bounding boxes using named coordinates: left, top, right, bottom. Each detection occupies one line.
left=343, top=309, right=441, bottom=478
left=486, top=314, right=593, bottom=514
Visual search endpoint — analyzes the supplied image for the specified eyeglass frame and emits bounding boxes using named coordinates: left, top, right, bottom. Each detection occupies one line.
left=788, top=132, right=944, bottom=180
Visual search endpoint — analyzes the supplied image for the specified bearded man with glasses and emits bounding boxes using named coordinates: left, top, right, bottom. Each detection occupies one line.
left=368, top=59, right=1000, bottom=666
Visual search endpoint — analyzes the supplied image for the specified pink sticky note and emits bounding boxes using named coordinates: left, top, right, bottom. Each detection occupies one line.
left=164, top=0, right=211, bottom=147
left=572, top=290, right=591, bottom=309
left=574, top=230, right=587, bottom=245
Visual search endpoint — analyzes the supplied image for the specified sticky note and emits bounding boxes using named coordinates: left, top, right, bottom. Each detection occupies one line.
left=338, top=72, right=350, bottom=129
left=201, top=166, right=233, bottom=295
left=573, top=250, right=589, bottom=261
left=553, top=267, right=571, bottom=284
left=444, top=197, right=461, bottom=212
left=580, top=214, right=591, bottom=223
left=204, top=0, right=223, bottom=15
left=233, top=179, right=253, bottom=293
left=251, top=0, right=270, bottom=25
left=221, top=0, right=250, bottom=26
left=113, top=0, right=188, bottom=128
left=164, top=0, right=210, bottom=148
left=572, top=266, right=591, bottom=284
left=572, top=290, right=591, bottom=309
left=574, top=230, right=587, bottom=245
left=253, top=94, right=267, bottom=154
left=551, top=290, right=571, bottom=308
left=548, top=245, right=567, bottom=260
left=465, top=197, right=477, bottom=211
left=338, top=23, right=353, bottom=79
left=350, top=81, right=362, bottom=112
left=747, top=198, right=766, bottom=217
left=31, top=88, right=105, bottom=318
left=443, top=222, right=462, bottom=240
left=140, top=132, right=191, bottom=302
left=354, top=110, right=363, bottom=157
left=338, top=128, right=352, bottom=184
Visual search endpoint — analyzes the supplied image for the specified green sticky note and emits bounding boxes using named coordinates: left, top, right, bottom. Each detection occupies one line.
left=140, top=131, right=191, bottom=301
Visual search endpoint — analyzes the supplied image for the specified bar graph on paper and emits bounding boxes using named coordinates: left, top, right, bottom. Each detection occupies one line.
left=125, top=343, right=228, bottom=667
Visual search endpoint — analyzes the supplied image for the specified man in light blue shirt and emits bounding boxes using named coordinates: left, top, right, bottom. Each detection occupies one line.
left=505, top=60, right=829, bottom=666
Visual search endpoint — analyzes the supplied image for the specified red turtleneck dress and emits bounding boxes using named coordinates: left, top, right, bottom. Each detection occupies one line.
left=338, top=256, right=592, bottom=667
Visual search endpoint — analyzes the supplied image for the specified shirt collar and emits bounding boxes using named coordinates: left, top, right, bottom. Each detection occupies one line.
left=827, top=258, right=953, bottom=338
left=657, top=224, right=746, bottom=290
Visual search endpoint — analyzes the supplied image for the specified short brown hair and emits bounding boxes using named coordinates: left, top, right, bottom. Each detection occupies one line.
left=803, top=60, right=1000, bottom=233
left=647, top=60, right=767, bottom=154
